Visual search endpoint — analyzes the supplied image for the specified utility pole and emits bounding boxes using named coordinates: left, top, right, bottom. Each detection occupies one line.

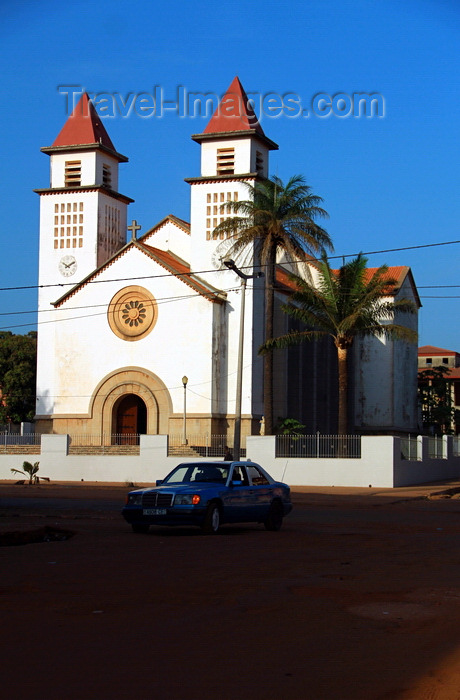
left=224, top=260, right=264, bottom=461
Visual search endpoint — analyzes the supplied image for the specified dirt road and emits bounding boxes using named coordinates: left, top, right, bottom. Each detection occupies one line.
left=1, top=481, right=460, bottom=700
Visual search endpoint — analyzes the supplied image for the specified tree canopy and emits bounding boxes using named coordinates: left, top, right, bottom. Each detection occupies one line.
left=418, top=365, right=459, bottom=435
left=0, top=331, right=37, bottom=425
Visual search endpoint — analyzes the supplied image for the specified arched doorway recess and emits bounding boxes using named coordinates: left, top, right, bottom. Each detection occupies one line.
left=115, top=394, right=147, bottom=444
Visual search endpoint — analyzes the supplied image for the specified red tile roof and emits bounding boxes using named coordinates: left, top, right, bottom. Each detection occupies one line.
left=204, top=76, right=265, bottom=136
left=138, top=244, right=225, bottom=302
left=52, top=93, right=116, bottom=150
left=141, top=214, right=190, bottom=239
left=418, top=345, right=458, bottom=356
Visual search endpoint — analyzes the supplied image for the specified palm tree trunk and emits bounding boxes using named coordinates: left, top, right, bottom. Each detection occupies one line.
left=337, top=346, right=348, bottom=435
left=263, top=252, right=276, bottom=435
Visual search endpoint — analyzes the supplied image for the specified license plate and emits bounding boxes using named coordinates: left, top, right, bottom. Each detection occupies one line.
left=143, top=508, right=167, bottom=516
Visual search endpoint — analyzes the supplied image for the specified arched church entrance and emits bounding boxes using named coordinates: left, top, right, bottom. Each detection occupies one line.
left=115, top=394, right=147, bottom=444
left=90, top=367, right=173, bottom=438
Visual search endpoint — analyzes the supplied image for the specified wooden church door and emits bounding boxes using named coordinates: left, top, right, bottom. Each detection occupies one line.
left=115, top=394, right=147, bottom=444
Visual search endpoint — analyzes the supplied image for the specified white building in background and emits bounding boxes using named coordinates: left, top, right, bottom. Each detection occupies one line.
left=34, top=77, right=420, bottom=440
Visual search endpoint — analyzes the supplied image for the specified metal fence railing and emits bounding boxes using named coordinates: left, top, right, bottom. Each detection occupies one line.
left=453, top=437, right=460, bottom=458
left=167, top=434, right=246, bottom=458
left=0, top=432, right=41, bottom=445
left=428, top=436, right=445, bottom=459
left=400, top=436, right=420, bottom=461
left=68, top=433, right=141, bottom=447
left=0, top=432, right=41, bottom=454
left=276, top=434, right=362, bottom=459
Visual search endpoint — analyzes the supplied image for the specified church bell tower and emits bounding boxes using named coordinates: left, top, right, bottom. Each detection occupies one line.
left=35, top=93, right=133, bottom=309
left=185, top=76, right=278, bottom=273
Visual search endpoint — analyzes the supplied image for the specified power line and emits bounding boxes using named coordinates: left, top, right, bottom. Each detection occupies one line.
left=1, top=238, right=459, bottom=294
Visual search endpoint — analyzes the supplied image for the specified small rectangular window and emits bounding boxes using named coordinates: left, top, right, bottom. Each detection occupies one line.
left=102, top=164, right=112, bottom=187
left=442, top=358, right=449, bottom=364
left=256, top=150, right=264, bottom=173
left=217, top=148, right=234, bottom=175
left=426, top=358, right=432, bottom=365
left=65, top=161, right=81, bottom=187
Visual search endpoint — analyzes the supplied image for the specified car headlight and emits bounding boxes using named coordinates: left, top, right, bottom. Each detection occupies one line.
left=174, top=494, right=201, bottom=505
left=127, top=493, right=143, bottom=506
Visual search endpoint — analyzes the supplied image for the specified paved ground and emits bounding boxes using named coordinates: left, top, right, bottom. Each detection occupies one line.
left=1, top=480, right=460, bottom=700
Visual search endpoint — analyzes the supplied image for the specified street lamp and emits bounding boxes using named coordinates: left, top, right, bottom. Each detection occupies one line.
left=224, top=260, right=264, bottom=461
left=182, top=375, right=188, bottom=445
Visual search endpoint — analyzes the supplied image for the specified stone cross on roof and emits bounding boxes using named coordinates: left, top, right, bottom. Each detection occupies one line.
left=128, top=219, right=141, bottom=240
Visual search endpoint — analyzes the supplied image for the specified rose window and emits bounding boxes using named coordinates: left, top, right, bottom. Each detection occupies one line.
left=108, top=287, right=156, bottom=341
left=122, top=301, right=147, bottom=327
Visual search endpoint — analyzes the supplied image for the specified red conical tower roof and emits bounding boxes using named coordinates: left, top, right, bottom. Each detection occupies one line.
left=52, top=93, right=116, bottom=150
left=204, top=76, right=265, bottom=135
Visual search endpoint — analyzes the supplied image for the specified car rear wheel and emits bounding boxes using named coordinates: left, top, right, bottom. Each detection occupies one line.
left=202, top=503, right=221, bottom=534
left=264, top=500, right=283, bottom=531
left=132, top=523, right=149, bottom=534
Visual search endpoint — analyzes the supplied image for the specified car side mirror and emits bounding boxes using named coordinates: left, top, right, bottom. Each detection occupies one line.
left=232, top=479, right=242, bottom=486
left=156, top=479, right=163, bottom=486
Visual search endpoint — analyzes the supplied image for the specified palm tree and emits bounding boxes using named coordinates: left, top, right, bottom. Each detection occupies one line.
left=260, top=253, right=418, bottom=434
left=213, top=175, right=332, bottom=434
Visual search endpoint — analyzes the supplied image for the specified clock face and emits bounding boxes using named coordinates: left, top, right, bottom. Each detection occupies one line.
left=59, top=255, right=77, bottom=277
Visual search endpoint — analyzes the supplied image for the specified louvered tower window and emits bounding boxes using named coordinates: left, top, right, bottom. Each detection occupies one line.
left=216, top=148, right=234, bottom=175
left=65, top=161, right=81, bottom=187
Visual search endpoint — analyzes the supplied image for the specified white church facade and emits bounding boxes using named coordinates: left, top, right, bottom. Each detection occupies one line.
left=34, top=77, right=420, bottom=441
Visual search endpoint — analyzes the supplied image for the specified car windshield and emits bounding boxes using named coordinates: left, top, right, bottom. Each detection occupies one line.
left=163, top=464, right=229, bottom=484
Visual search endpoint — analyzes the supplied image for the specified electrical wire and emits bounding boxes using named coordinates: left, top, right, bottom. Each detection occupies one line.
left=1, top=238, right=459, bottom=293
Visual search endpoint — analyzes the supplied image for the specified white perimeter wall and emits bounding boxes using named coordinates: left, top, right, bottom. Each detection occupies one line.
left=0, top=436, right=458, bottom=488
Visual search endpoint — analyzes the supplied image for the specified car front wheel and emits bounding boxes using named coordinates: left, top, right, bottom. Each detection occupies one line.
left=202, top=503, right=221, bottom=534
left=264, top=500, right=283, bottom=531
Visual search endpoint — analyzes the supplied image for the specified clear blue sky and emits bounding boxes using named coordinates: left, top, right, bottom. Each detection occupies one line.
left=0, top=0, right=458, bottom=349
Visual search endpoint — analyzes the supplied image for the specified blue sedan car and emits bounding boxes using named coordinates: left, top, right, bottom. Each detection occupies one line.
left=122, top=461, right=293, bottom=534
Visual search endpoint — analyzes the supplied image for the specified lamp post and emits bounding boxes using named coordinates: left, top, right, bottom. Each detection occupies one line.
left=224, top=260, right=264, bottom=461
left=182, top=375, right=188, bottom=445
